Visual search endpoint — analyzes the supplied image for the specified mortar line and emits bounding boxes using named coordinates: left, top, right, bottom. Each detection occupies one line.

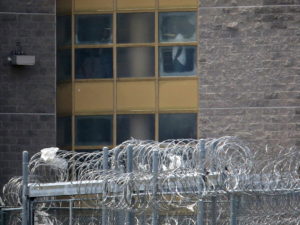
left=0, top=12, right=55, bottom=16
left=201, top=106, right=300, bottom=110
left=200, top=5, right=300, bottom=9
left=0, top=112, right=55, bottom=115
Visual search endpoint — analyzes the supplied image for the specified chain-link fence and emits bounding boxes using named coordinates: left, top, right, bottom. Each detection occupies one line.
left=2, top=137, right=300, bottom=224
left=0, top=208, right=21, bottom=225
left=28, top=192, right=299, bottom=225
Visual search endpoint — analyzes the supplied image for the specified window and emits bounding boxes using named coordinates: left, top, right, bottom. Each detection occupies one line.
left=57, top=15, right=71, bottom=47
left=74, top=11, right=196, bottom=79
left=117, top=114, right=155, bottom=144
left=117, top=47, right=155, bottom=78
left=117, top=13, right=154, bottom=43
left=56, top=0, right=198, bottom=150
left=159, top=113, right=197, bottom=141
left=76, top=115, right=113, bottom=146
left=160, top=46, right=196, bottom=76
left=159, top=12, right=196, bottom=43
left=75, top=48, right=113, bottom=79
left=57, top=116, right=72, bottom=146
left=57, top=49, right=71, bottom=82
left=76, top=14, right=112, bottom=44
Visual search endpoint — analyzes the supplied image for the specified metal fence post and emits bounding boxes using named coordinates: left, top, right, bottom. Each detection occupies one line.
left=0, top=208, right=4, bottom=225
left=197, top=140, right=206, bottom=225
left=230, top=194, right=238, bottom=225
left=210, top=141, right=218, bottom=225
left=69, top=199, right=73, bottom=225
left=126, top=145, right=135, bottom=225
left=152, top=150, right=159, bottom=225
left=22, top=151, right=29, bottom=225
left=102, top=147, right=109, bottom=225
left=211, top=196, right=217, bottom=225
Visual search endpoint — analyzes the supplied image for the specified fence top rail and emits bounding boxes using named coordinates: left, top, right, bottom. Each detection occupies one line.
left=28, top=177, right=300, bottom=198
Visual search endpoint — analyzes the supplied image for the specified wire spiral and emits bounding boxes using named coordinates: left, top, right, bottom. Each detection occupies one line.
left=2, top=136, right=300, bottom=224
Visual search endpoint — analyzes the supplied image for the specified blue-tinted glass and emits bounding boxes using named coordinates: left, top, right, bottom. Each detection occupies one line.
left=117, top=114, right=155, bottom=144
left=159, top=114, right=197, bottom=141
left=159, top=12, right=196, bottom=43
left=76, top=115, right=113, bottom=146
left=76, top=48, right=113, bottom=79
left=117, top=13, right=154, bottom=43
left=57, top=116, right=72, bottom=147
left=160, top=46, right=196, bottom=76
left=76, top=14, right=112, bottom=44
left=57, top=15, right=71, bottom=47
left=117, top=47, right=155, bottom=77
left=57, top=49, right=71, bottom=82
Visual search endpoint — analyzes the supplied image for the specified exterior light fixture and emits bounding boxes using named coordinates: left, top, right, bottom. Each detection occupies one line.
left=7, top=42, right=35, bottom=66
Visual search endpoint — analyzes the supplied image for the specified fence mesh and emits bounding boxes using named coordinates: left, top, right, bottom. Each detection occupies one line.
left=2, top=137, right=300, bottom=224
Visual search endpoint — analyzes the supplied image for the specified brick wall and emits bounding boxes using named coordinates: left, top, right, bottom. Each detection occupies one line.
left=0, top=0, right=56, bottom=189
left=198, top=0, right=300, bottom=150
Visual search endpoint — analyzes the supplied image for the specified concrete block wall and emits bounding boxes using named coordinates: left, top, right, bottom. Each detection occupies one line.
left=198, top=0, right=300, bottom=149
left=0, top=0, right=56, bottom=189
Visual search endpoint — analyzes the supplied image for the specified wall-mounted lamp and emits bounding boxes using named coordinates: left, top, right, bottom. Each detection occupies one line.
left=7, top=42, right=35, bottom=66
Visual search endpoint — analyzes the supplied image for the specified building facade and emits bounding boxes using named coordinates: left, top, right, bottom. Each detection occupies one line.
left=0, top=0, right=56, bottom=189
left=199, top=0, right=300, bottom=150
left=0, top=0, right=300, bottom=189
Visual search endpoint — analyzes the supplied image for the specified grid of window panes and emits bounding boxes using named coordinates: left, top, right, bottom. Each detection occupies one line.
left=56, top=0, right=198, bottom=150
left=75, top=11, right=196, bottom=79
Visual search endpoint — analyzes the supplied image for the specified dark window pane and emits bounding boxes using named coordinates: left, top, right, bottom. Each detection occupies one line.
left=57, top=116, right=72, bottom=147
left=57, top=49, right=71, bottom=82
left=160, top=46, right=196, bottom=76
left=76, top=14, right=112, bottom=44
left=76, top=149, right=101, bottom=153
left=117, top=47, right=154, bottom=77
left=117, top=114, right=155, bottom=144
left=159, top=113, right=197, bottom=141
left=76, top=48, right=113, bottom=79
left=76, top=115, right=113, bottom=146
left=117, top=13, right=154, bottom=43
left=57, top=15, right=71, bottom=47
left=159, top=12, right=196, bottom=43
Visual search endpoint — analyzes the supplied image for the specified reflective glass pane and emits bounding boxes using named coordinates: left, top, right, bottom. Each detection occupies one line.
left=76, top=14, right=112, bottom=44
left=117, top=47, right=155, bottom=77
left=57, top=116, right=72, bottom=147
left=159, top=113, right=197, bottom=141
left=117, top=114, right=155, bottom=144
left=76, top=48, right=113, bottom=79
left=57, top=15, right=71, bottom=47
left=160, top=46, right=196, bottom=76
left=117, top=13, right=154, bottom=43
left=76, top=115, right=113, bottom=146
left=57, top=49, right=71, bottom=82
left=159, top=12, right=196, bottom=43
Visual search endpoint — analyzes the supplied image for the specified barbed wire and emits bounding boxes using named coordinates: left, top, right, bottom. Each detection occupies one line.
left=2, top=136, right=300, bottom=224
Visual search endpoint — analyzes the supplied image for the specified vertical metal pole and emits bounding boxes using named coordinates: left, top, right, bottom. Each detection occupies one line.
left=197, top=140, right=206, bottom=225
left=103, top=147, right=109, bottom=170
left=126, top=145, right=133, bottom=173
left=230, top=194, right=238, bottom=225
left=126, top=145, right=134, bottom=225
left=22, top=151, right=29, bottom=225
left=211, top=196, right=217, bottom=225
left=152, top=150, right=159, bottom=225
left=102, top=147, right=109, bottom=225
left=69, top=199, right=73, bottom=225
left=0, top=208, right=4, bottom=225
left=211, top=141, right=218, bottom=225
left=29, top=201, right=34, bottom=225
